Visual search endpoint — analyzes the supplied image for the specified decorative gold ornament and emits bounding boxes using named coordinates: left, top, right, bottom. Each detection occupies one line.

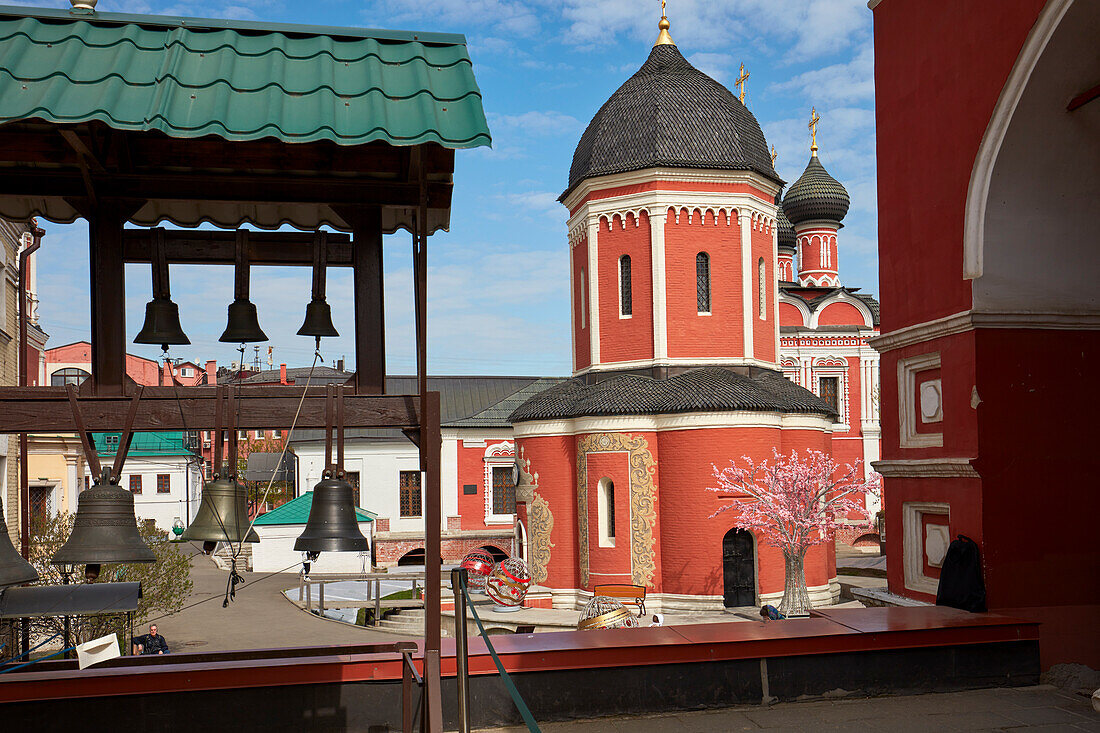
left=576, top=433, right=658, bottom=588
left=654, top=0, right=674, bottom=46
left=809, top=107, right=821, bottom=156
left=770, top=146, right=779, bottom=167
left=736, top=63, right=750, bottom=104
left=517, top=447, right=554, bottom=585
left=578, top=596, right=640, bottom=630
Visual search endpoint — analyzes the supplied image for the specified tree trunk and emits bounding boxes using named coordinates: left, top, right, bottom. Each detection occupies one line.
left=779, top=548, right=812, bottom=617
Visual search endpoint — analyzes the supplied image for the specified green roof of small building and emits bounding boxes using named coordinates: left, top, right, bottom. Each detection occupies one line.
left=0, top=5, right=491, bottom=148
left=253, top=491, right=375, bottom=526
left=92, top=431, right=194, bottom=457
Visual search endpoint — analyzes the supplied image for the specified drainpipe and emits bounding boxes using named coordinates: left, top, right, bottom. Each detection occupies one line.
left=18, top=223, right=44, bottom=558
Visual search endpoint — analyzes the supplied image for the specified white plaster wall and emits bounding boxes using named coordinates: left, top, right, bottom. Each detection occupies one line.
left=85, top=456, right=201, bottom=533
left=252, top=523, right=373, bottom=574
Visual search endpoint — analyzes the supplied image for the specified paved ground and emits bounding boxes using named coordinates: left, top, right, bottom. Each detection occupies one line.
left=477, top=686, right=1100, bottom=732
left=152, top=544, right=401, bottom=652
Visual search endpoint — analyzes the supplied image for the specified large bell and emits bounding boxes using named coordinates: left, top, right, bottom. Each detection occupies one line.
left=0, top=497, right=38, bottom=588
left=294, top=472, right=369, bottom=554
left=135, top=296, right=190, bottom=349
left=297, top=299, right=339, bottom=338
left=52, top=475, right=156, bottom=576
left=219, top=298, right=268, bottom=343
left=182, top=477, right=259, bottom=553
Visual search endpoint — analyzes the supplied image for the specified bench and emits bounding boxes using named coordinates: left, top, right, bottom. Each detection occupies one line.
left=592, top=584, right=646, bottom=616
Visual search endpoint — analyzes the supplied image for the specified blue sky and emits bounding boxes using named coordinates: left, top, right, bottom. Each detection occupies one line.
left=29, top=0, right=877, bottom=376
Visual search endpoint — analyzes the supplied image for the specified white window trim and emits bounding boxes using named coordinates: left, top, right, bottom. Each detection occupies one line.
left=758, top=257, right=767, bottom=320
left=811, top=360, right=849, bottom=429
left=483, top=441, right=515, bottom=525
left=597, top=477, right=616, bottom=548
left=903, top=501, right=950, bottom=595
left=898, top=352, right=943, bottom=448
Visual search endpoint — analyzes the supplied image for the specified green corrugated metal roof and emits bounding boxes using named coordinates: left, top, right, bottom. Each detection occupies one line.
left=93, top=431, right=194, bottom=457
left=0, top=5, right=490, bottom=148
left=253, top=491, right=375, bottom=526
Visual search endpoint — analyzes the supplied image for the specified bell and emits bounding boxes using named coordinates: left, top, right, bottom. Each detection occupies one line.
left=182, top=477, right=259, bottom=553
left=297, top=299, right=339, bottom=338
left=219, top=299, right=268, bottom=343
left=294, top=472, right=369, bottom=554
left=52, top=475, right=156, bottom=573
left=0, top=498, right=38, bottom=588
left=135, top=296, right=190, bottom=349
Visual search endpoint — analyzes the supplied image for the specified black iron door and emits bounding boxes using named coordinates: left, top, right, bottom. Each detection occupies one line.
left=723, top=528, right=756, bottom=607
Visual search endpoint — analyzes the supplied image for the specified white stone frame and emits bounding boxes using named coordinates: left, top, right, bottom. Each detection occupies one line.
left=903, top=501, right=950, bottom=594
left=811, top=356, right=849, bottom=429
left=483, top=441, right=516, bottom=525
left=897, top=352, right=943, bottom=448
left=596, top=476, right=616, bottom=548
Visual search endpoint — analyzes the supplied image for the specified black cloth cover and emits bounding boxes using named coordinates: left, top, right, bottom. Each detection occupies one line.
left=935, top=534, right=987, bottom=612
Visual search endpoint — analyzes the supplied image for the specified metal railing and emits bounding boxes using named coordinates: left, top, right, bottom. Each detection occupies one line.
left=297, top=572, right=430, bottom=625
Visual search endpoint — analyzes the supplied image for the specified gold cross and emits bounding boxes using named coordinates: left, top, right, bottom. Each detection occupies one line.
left=770, top=146, right=778, bottom=166
left=735, top=63, right=750, bottom=104
left=661, top=0, right=666, bottom=17
left=809, top=106, right=821, bottom=153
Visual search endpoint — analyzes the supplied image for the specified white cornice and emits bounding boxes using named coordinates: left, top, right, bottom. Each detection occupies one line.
left=514, top=410, right=833, bottom=438
left=573, top=356, right=780, bottom=376
left=870, top=309, right=1100, bottom=353
left=562, top=167, right=782, bottom=212
left=872, top=458, right=979, bottom=478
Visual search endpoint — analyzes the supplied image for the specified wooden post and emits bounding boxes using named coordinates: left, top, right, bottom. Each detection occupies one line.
left=334, top=206, right=385, bottom=395
left=422, top=391, right=442, bottom=733
left=88, top=201, right=141, bottom=395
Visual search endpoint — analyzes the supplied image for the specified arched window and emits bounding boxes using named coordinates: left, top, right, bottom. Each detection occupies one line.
left=580, top=267, right=586, bottom=328
left=758, top=257, right=767, bottom=319
left=597, top=477, right=616, bottom=547
left=50, top=368, right=90, bottom=387
left=619, top=255, right=632, bottom=317
left=696, top=252, right=711, bottom=313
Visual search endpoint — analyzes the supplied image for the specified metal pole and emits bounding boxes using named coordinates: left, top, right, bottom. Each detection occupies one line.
left=451, top=568, right=471, bottom=733
left=62, top=573, right=72, bottom=660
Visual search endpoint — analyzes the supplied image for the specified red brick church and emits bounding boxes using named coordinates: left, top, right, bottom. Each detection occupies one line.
left=509, top=16, right=880, bottom=611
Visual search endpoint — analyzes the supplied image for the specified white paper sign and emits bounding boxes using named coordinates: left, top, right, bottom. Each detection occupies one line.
left=75, top=633, right=121, bottom=670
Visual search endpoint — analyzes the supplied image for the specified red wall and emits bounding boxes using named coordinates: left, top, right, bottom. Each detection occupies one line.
left=751, top=223, right=777, bottom=363
left=515, top=434, right=579, bottom=590
left=598, top=212, right=654, bottom=364
left=455, top=439, right=513, bottom=532
left=873, top=0, right=1045, bottom=331
left=778, top=302, right=805, bottom=327
left=572, top=237, right=590, bottom=371
left=665, top=209, right=744, bottom=359
left=817, top=302, right=866, bottom=327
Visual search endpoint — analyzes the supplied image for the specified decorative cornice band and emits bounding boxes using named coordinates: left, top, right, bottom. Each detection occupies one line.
left=514, top=410, right=834, bottom=438
left=871, top=458, right=979, bottom=478
left=870, top=310, right=1100, bottom=353
left=562, top=167, right=782, bottom=211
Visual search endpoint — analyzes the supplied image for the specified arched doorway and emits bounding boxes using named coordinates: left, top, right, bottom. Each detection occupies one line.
left=722, top=528, right=755, bottom=607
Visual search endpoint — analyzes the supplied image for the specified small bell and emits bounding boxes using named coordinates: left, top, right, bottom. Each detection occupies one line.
left=297, top=231, right=339, bottom=338
left=219, top=299, right=268, bottom=343
left=135, top=228, right=189, bottom=350
left=52, top=471, right=156, bottom=575
left=294, top=471, right=369, bottom=554
left=0, top=497, right=38, bottom=588
left=220, top=229, right=267, bottom=344
left=182, top=477, right=259, bottom=553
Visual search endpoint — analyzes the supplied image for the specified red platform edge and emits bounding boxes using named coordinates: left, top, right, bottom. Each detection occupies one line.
left=0, top=607, right=1038, bottom=703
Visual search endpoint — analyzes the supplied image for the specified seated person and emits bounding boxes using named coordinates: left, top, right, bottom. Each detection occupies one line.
left=759, top=604, right=785, bottom=621
left=133, top=624, right=169, bottom=655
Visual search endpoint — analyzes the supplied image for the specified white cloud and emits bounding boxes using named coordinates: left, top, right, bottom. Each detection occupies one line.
left=489, top=111, right=582, bottom=137
left=688, top=52, right=735, bottom=84
left=773, top=45, right=874, bottom=102
left=368, top=0, right=543, bottom=38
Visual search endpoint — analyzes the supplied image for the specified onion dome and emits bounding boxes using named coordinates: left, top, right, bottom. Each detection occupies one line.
left=563, top=19, right=780, bottom=199
left=782, top=155, right=850, bottom=226
left=776, top=196, right=796, bottom=250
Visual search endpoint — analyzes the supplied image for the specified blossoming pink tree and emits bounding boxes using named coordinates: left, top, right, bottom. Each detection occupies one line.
left=709, top=449, right=880, bottom=617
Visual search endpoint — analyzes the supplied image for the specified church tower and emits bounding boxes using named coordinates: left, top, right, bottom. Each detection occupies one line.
left=562, top=16, right=784, bottom=378
left=782, top=110, right=851, bottom=287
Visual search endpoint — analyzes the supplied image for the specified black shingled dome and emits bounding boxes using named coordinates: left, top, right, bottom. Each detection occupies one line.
left=781, top=155, right=850, bottom=226
left=564, top=44, right=781, bottom=198
left=510, top=367, right=836, bottom=422
left=776, top=198, right=796, bottom=249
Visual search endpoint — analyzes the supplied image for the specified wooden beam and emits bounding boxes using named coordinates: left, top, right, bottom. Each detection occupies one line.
left=122, top=229, right=354, bottom=267
left=89, top=201, right=142, bottom=396
left=0, top=388, right=419, bottom=432
left=334, top=206, right=385, bottom=395
left=0, top=168, right=453, bottom=209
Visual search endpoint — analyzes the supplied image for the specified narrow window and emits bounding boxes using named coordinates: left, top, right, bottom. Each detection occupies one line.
left=129, top=475, right=142, bottom=494
left=696, top=252, right=711, bottom=313
left=819, top=376, right=840, bottom=415
left=492, top=466, right=516, bottom=514
left=619, top=255, right=632, bottom=317
left=597, top=477, right=616, bottom=547
left=346, top=471, right=361, bottom=507
left=399, top=470, right=422, bottom=518
left=156, top=474, right=170, bottom=494
left=758, top=257, right=766, bottom=319
left=580, top=267, right=586, bottom=328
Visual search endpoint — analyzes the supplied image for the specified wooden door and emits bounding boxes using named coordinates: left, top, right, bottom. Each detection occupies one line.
left=722, top=528, right=756, bottom=607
